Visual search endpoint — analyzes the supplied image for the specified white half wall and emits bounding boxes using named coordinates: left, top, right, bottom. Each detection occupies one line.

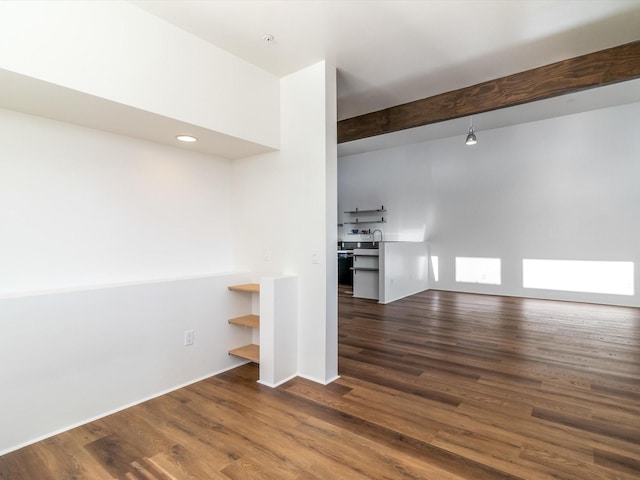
left=0, top=108, right=235, bottom=295
left=339, top=101, right=640, bottom=306
left=379, top=241, right=430, bottom=304
left=232, top=61, right=338, bottom=384
left=259, top=275, right=298, bottom=388
left=0, top=271, right=254, bottom=455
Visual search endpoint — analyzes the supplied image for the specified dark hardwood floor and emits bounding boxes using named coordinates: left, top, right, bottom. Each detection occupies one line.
left=2, top=289, right=640, bottom=479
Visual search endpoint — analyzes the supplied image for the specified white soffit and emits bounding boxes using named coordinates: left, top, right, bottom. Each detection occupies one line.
left=0, top=69, right=275, bottom=160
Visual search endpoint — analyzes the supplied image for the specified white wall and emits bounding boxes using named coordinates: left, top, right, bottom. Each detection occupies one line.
left=0, top=271, right=254, bottom=454
left=0, top=2, right=339, bottom=453
left=0, top=107, right=257, bottom=453
left=339, top=101, right=640, bottom=306
left=232, top=61, right=338, bottom=384
left=0, top=1, right=279, bottom=148
left=0, top=108, right=235, bottom=295
left=0, top=65, right=341, bottom=446
left=338, top=145, right=433, bottom=242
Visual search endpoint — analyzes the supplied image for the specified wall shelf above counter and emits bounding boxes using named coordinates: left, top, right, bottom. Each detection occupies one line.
left=342, top=205, right=387, bottom=226
left=343, top=219, right=386, bottom=225
left=344, top=206, right=386, bottom=214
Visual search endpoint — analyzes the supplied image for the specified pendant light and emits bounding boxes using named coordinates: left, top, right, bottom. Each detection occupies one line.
left=465, top=117, right=477, bottom=146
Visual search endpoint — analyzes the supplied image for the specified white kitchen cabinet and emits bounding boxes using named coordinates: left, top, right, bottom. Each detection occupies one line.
left=352, top=248, right=379, bottom=300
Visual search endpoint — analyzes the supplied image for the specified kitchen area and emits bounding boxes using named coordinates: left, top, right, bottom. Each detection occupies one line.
left=338, top=206, right=430, bottom=304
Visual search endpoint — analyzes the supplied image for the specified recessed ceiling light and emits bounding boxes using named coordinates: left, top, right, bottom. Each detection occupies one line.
left=176, top=135, right=198, bottom=143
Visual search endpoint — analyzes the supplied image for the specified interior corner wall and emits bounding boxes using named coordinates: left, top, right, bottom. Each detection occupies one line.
left=0, top=107, right=247, bottom=453
left=339, top=101, right=640, bottom=307
left=232, top=61, right=338, bottom=384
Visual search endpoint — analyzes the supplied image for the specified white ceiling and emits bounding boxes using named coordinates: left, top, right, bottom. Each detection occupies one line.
left=3, top=1, right=640, bottom=158
left=132, top=0, right=640, bottom=121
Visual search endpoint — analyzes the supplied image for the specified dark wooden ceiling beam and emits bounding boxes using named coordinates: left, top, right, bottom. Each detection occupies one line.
left=337, top=41, right=640, bottom=144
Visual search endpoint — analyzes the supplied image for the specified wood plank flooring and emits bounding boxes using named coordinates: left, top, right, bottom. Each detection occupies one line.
left=1, top=289, right=639, bottom=479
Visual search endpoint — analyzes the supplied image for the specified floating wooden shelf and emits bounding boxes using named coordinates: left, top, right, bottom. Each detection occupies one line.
left=228, top=314, right=260, bottom=328
left=343, top=219, right=386, bottom=225
left=228, top=283, right=260, bottom=293
left=229, top=344, right=260, bottom=363
left=227, top=283, right=260, bottom=365
left=344, top=206, right=386, bottom=214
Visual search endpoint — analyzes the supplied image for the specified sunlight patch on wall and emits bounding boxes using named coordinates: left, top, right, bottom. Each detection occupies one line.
left=523, top=259, right=634, bottom=296
left=431, top=256, right=439, bottom=282
left=456, top=257, right=501, bottom=285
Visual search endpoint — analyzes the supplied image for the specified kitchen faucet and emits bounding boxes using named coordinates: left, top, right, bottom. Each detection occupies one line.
left=372, top=229, right=383, bottom=246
